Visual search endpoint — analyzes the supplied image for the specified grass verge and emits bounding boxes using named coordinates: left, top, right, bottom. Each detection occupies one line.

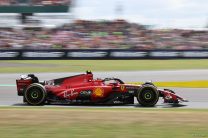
left=0, top=107, right=208, bottom=138
left=1, top=59, right=208, bottom=73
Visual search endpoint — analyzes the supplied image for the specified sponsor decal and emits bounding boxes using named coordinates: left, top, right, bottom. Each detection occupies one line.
left=126, top=86, right=137, bottom=89
left=110, top=51, right=147, bottom=57
left=63, top=89, right=78, bottom=98
left=45, top=80, right=54, bottom=85
left=0, top=52, right=19, bottom=57
left=93, top=87, right=104, bottom=97
left=68, top=52, right=107, bottom=58
left=80, top=90, right=92, bottom=96
left=128, top=90, right=135, bottom=94
left=182, top=51, right=208, bottom=57
left=150, top=51, right=179, bottom=57
left=120, top=85, right=125, bottom=91
left=22, top=52, right=65, bottom=58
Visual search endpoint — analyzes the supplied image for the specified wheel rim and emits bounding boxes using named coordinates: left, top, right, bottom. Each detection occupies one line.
left=25, top=87, right=45, bottom=105
left=138, top=88, right=158, bottom=106
left=31, top=91, right=39, bottom=99
left=144, top=92, right=152, bottom=100
left=140, top=89, right=155, bottom=102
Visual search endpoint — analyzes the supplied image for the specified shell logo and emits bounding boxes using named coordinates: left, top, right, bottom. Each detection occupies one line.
left=93, top=87, right=104, bottom=97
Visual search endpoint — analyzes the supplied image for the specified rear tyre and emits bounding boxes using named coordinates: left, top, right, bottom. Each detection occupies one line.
left=137, top=84, right=159, bottom=107
left=24, top=83, right=46, bottom=106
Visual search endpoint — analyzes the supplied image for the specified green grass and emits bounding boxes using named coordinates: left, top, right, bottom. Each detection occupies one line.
left=1, top=59, right=208, bottom=73
left=2, top=123, right=207, bottom=138
left=0, top=107, right=208, bottom=138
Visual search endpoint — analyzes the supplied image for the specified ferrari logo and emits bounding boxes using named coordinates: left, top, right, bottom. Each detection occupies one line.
left=121, top=85, right=125, bottom=91
left=93, top=87, right=104, bottom=97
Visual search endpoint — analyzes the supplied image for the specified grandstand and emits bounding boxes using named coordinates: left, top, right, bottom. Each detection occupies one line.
left=0, top=1, right=207, bottom=50
left=0, top=19, right=207, bottom=50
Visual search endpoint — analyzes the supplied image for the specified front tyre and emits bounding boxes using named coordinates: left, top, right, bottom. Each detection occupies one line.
left=24, top=83, right=46, bottom=106
left=137, top=84, right=159, bottom=107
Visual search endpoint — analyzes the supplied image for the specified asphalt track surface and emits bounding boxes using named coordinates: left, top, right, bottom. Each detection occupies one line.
left=0, top=70, right=208, bottom=108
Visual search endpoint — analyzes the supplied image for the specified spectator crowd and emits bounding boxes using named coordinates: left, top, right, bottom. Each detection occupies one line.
left=0, top=19, right=207, bottom=50
left=0, top=0, right=71, bottom=6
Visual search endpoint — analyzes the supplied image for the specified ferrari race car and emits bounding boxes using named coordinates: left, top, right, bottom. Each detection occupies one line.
left=16, top=71, right=188, bottom=107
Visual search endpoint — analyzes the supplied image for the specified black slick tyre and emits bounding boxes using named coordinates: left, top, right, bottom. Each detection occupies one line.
left=137, top=84, right=159, bottom=107
left=24, top=83, right=46, bottom=106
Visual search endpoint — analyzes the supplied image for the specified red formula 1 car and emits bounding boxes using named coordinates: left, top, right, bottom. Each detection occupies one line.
left=16, top=71, right=188, bottom=107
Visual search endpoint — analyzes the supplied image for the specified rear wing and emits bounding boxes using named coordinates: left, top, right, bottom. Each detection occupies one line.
left=16, top=74, right=39, bottom=96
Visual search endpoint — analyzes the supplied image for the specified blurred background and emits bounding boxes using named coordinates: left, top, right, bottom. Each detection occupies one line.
left=0, top=0, right=207, bottom=51
left=1, top=2, right=208, bottom=138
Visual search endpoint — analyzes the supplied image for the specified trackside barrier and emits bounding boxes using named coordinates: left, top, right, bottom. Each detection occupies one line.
left=1, top=49, right=208, bottom=59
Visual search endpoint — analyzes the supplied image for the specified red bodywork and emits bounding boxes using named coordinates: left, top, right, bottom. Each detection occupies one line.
left=16, top=72, right=188, bottom=105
